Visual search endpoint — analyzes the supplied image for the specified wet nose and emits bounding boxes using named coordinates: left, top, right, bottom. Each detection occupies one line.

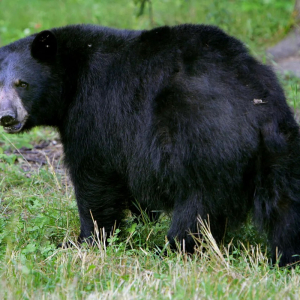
left=0, top=111, right=17, bottom=126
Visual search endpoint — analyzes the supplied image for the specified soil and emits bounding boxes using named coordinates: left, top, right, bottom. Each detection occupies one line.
left=14, top=140, right=63, bottom=168
left=4, top=139, right=66, bottom=179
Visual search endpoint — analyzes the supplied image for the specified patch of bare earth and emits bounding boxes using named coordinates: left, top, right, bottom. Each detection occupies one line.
left=6, top=140, right=70, bottom=185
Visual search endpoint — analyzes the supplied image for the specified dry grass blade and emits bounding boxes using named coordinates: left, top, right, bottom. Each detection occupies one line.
left=44, top=153, right=62, bottom=190
left=196, top=216, right=229, bottom=268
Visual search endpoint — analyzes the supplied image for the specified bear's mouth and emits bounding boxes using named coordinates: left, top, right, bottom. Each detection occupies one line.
left=3, top=122, right=24, bottom=133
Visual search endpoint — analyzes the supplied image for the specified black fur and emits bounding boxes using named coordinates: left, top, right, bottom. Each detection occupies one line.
left=1, top=24, right=300, bottom=267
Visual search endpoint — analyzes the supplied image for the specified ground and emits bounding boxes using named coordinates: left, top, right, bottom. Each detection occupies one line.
left=2, top=135, right=67, bottom=183
left=268, top=28, right=300, bottom=77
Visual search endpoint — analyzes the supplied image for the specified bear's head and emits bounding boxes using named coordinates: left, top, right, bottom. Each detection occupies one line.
left=0, top=30, right=61, bottom=133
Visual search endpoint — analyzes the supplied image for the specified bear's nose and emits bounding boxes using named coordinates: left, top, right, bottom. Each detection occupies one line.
left=0, top=112, right=17, bottom=126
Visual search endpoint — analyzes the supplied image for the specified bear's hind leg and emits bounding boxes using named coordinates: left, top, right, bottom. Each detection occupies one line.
left=262, top=201, right=300, bottom=267
left=257, top=125, right=300, bottom=267
left=167, top=195, right=227, bottom=253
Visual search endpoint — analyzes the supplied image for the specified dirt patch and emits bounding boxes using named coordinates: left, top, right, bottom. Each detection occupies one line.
left=10, top=140, right=63, bottom=170
left=5, top=139, right=70, bottom=185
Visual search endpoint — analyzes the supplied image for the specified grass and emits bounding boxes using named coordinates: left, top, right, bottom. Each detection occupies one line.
left=1, top=0, right=300, bottom=299
left=0, top=0, right=295, bottom=51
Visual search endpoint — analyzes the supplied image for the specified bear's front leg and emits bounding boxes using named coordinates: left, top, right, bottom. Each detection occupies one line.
left=70, top=170, right=130, bottom=245
left=76, top=199, right=121, bottom=244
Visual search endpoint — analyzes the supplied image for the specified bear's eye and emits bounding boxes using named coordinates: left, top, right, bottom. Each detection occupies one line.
left=15, top=80, right=28, bottom=89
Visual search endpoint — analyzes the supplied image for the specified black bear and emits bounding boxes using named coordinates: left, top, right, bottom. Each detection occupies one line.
left=1, top=24, right=300, bottom=267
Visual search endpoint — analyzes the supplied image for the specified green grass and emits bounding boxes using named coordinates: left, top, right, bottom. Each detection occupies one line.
left=0, top=0, right=295, bottom=51
left=1, top=0, right=300, bottom=299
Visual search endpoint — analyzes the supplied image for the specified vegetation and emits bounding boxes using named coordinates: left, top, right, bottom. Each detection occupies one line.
left=1, top=0, right=300, bottom=299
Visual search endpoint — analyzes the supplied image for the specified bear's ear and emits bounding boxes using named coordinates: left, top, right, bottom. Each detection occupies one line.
left=31, top=30, right=57, bottom=60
